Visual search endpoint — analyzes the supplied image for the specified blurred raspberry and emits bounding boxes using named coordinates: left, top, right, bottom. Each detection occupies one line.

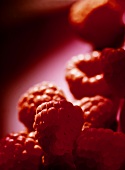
left=74, top=128, right=125, bottom=170
left=74, top=95, right=119, bottom=130
left=69, top=0, right=124, bottom=50
left=0, top=131, right=44, bottom=170
left=18, top=81, right=66, bottom=131
left=101, top=48, right=125, bottom=98
left=65, top=51, right=111, bottom=99
left=34, top=99, right=83, bottom=156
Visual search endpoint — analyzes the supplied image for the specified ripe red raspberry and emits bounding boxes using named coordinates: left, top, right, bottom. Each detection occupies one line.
left=101, top=48, right=125, bottom=98
left=33, top=99, right=83, bottom=156
left=69, top=0, right=124, bottom=50
left=74, top=128, right=125, bottom=170
left=65, top=51, right=111, bottom=99
left=0, top=131, right=44, bottom=170
left=18, top=81, right=66, bottom=131
left=74, top=95, right=119, bottom=130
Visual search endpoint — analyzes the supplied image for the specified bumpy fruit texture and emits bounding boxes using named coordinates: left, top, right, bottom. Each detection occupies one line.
left=69, top=0, right=124, bottom=50
left=18, top=81, right=66, bottom=131
left=65, top=51, right=111, bottom=99
left=34, top=99, right=84, bottom=156
left=101, top=48, right=125, bottom=98
left=0, top=131, right=43, bottom=170
left=74, top=95, right=119, bottom=130
left=74, top=128, right=125, bottom=170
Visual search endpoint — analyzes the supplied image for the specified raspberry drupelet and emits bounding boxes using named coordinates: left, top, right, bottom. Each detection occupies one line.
left=18, top=81, right=66, bottom=132
left=74, top=95, right=119, bottom=130
left=65, top=51, right=111, bottom=99
left=33, top=99, right=84, bottom=156
left=0, top=131, right=44, bottom=170
left=74, top=128, right=125, bottom=170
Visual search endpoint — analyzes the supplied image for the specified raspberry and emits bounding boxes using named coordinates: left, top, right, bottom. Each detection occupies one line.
left=69, top=0, right=124, bottom=50
left=33, top=99, right=83, bottom=156
left=101, top=48, right=125, bottom=98
left=65, top=51, right=111, bottom=99
left=74, top=128, right=125, bottom=170
left=0, top=131, right=44, bottom=170
left=18, top=81, right=66, bottom=131
left=74, top=95, right=119, bottom=130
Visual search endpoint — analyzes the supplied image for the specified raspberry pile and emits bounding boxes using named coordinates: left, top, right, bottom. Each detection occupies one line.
left=2, top=48, right=125, bottom=169
left=1, top=2, right=125, bottom=169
